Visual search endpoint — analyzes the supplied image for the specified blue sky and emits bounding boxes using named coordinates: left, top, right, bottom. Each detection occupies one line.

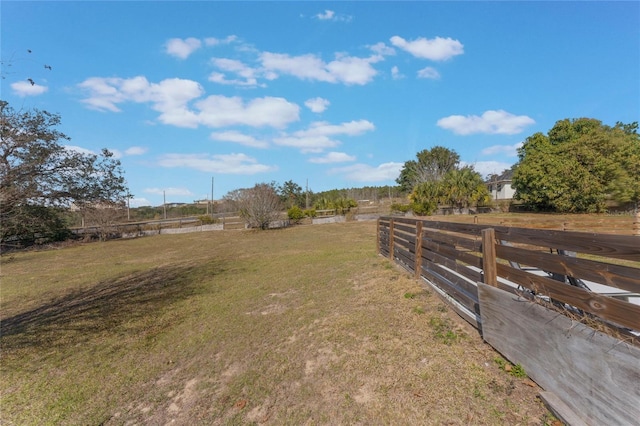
left=3, top=1, right=639, bottom=207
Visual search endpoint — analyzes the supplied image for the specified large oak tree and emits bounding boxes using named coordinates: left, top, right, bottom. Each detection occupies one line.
left=513, top=118, right=639, bottom=213
left=1, top=101, right=128, bottom=246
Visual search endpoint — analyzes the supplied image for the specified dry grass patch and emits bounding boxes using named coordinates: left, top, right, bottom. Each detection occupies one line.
left=1, top=222, right=552, bottom=425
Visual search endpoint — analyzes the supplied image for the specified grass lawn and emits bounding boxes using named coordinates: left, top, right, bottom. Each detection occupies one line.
left=1, top=221, right=554, bottom=425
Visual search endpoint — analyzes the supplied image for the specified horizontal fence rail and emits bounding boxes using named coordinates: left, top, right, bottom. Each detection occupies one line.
left=377, top=216, right=640, bottom=334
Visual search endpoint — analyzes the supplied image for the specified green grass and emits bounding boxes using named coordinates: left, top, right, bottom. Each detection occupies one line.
left=1, top=222, right=549, bottom=424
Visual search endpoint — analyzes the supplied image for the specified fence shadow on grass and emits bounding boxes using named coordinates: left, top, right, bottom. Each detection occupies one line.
left=0, top=264, right=212, bottom=351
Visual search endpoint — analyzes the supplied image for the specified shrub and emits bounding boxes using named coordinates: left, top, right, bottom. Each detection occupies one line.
left=303, top=208, right=317, bottom=218
left=287, top=205, right=305, bottom=223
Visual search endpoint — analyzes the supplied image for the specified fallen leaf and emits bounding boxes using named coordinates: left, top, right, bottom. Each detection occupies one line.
left=523, top=379, right=537, bottom=388
left=504, top=364, right=512, bottom=372
left=235, top=399, right=247, bottom=410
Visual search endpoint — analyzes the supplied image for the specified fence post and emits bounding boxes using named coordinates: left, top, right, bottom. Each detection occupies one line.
left=414, top=220, right=423, bottom=280
left=482, top=228, right=498, bottom=287
left=376, top=219, right=381, bottom=254
left=389, top=218, right=395, bottom=260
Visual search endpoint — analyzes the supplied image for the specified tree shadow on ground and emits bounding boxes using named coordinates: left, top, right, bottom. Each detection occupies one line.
left=0, top=263, right=215, bottom=351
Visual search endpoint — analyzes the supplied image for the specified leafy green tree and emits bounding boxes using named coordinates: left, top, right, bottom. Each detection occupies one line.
left=513, top=118, right=640, bottom=212
left=396, top=146, right=460, bottom=192
left=0, top=101, right=129, bottom=246
left=278, top=180, right=304, bottom=208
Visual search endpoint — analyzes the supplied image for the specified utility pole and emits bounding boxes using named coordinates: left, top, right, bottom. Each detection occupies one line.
left=211, top=177, right=215, bottom=218
left=163, top=190, right=167, bottom=219
left=127, top=193, right=131, bottom=221
left=306, top=178, right=309, bottom=209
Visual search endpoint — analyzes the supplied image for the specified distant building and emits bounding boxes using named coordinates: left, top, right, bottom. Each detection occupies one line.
left=487, top=169, right=515, bottom=200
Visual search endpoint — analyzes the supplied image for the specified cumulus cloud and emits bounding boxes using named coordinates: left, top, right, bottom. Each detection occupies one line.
left=390, top=35, right=464, bottom=61
left=315, top=9, right=352, bottom=22
left=417, top=66, right=440, bottom=79
left=157, top=153, right=276, bottom=174
left=11, top=81, right=48, bottom=97
left=391, top=66, right=404, bottom=80
left=299, top=120, right=375, bottom=137
left=195, top=95, right=299, bottom=129
left=309, top=152, right=356, bottom=164
left=369, top=42, right=396, bottom=57
left=316, top=9, right=335, bottom=20
left=481, top=142, right=523, bottom=157
left=165, top=37, right=202, bottom=59
left=204, top=35, right=237, bottom=46
left=210, top=130, right=269, bottom=149
left=260, top=52, right=380, bottom=85
left=78, top=76, right=299, bottom=129
left=273, top=119, right=374, bottom=153
left=125, top=146, right=148, bottom=155
left=437, top=110, right=535, bottom=135
left=329, top=162, right=403, bottom=182
left=144, top=187, right=194, bottom=196
left=305, top=97, right=330, bottom=113
left=209, top=58, right=261, bottom=87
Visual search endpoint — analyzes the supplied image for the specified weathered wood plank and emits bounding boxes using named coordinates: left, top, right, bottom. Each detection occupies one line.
left=482, top=228, right=498, bottom=287
left=423, top=239, right=483, bottom=268
left=496, top=244, right=640, bottom=293
left=478, top=283, right=640, bottom=426
left=421, top=266, right=478, bottom=315
left=495, top=227, right=640, bottom=261
left=422, top=229, right=482, bottom=252
left=538, top=392, right=588, bottom=426
left=496, top=263, right=640, bottom=331
left=421, top=249, right=483, bottom=284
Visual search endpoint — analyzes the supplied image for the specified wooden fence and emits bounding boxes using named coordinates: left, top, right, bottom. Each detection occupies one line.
left=377, top=216, right=640, bottom=425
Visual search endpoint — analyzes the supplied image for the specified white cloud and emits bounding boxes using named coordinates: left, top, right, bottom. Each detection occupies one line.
left=369, top=42, right=396, bottom=57
left=437, top=110, right=535, bottom=135
left=260, top=52, right=379, bottom=85
left=329, top=162, right=403, bottom=182
left=298, top=120, right=375, bottom=137
left=391, top=66, right=404, bottom=80
left=273, top=135, right=340, bottom=153
left=417, top=66, right=440, bottom=79
left=305, top=97, right=330, bottom=113
left=461, top=161, right=514, bottom=178
left=144, top=187, right=194, bottom=196
left=125, top=146, right=148, bottom=155
left=78, top=76, right=299, bottom=129
left=481, top=142, right=523, bottom=157
left=165, top=37, right=202, bottom=59
left=157, top=153, right=276, bottom=174
left=195, top=95, right=299, bottom=129
left=210, top=130, right=269, bottom=148
left=274, top=119, right=375, bottom=154
left=204, top=35, right=237, bottom=46
left=315, top=10, right=352, bottom=22
left=78, top=76, right=204, bottom=125
left=309, top=152, right=356, bottom=164
left=316, top=10, right=335, bottom=20
left=390, top=35, right=464, bottom=61
left=11, top=81, right=48, bottom=97
left=209, top=58, right=261, bottom=87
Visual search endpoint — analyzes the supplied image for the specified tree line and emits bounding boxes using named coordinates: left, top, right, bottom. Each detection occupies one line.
left=2, top=98, right=638, bottom=248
